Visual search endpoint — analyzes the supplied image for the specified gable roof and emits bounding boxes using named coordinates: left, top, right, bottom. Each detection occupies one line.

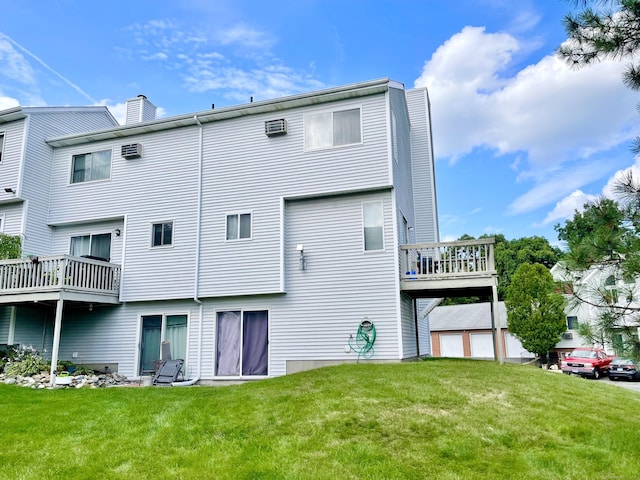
left=429, top=302, right=507, bottom=331
left=46, top=78, right=396, bottom=147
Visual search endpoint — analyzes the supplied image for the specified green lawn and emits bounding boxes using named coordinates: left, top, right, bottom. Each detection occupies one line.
left=2, top=359, right=639, bottom=479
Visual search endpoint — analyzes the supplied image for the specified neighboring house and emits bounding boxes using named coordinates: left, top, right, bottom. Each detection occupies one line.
left=429, top=302, right=535, bottom=362
left=551, top=262, right=640, bottom=356
left=0, top=78, right=498, bottom=383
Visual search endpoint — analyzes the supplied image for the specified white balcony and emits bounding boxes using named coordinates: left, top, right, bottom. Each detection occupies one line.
left=0, top=255, right=121, bottom=304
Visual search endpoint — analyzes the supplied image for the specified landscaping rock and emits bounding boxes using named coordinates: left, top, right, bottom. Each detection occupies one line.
left=1, top=371, right=130, bottom=389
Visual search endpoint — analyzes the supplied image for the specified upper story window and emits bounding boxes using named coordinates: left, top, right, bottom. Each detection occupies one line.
left=71, top=149, right=111, bottom=184
left=566, top=316, right=578, bottom=330
left=152, top=221, right=173, bottom=247
left=70, top=233, right=111, bottom=262
left=363, top=201, right=384, bottom=251
left=226, top=213, right=251, bottom=241
left=305, top=108, right=361, bottom=150
left=0, top=133, right=5, bottom=163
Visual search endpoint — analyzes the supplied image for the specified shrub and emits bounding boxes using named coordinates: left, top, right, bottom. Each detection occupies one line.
left=4, top=344, right=48, bottom=377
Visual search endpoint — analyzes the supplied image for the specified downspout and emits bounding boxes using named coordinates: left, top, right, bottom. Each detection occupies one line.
left=176, top=114, right=204, bottom=386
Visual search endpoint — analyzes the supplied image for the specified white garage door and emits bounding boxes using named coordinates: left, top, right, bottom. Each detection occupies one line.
left=470, top=333, right=494, bottom=358
left=505, top=333, right=534, bottom=359
left=440, top=334, right=464, bottom=357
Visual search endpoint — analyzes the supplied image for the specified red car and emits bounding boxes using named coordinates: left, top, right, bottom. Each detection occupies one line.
left=561, top=348, right=612, bottom=379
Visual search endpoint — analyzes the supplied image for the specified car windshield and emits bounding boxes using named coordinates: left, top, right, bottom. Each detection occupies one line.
left=612, top=358, right=634, bottom=365
left=569, top=350, right=597, bottom=359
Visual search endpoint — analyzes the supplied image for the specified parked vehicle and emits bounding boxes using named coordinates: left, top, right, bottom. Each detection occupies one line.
left=561, top=348, right=612, bottom=379
left=608, top=357, right=640, bottom=381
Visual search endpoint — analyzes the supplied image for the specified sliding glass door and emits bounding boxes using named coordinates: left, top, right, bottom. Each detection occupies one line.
left=216, top=310, right=268, bottom=376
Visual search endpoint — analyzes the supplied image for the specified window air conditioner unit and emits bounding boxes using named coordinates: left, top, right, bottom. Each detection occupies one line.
left=562, top=332, right=573, bottom=340
left=264, top=119, right=287, bottom=136
left=121, top=143, right=142, bottom=159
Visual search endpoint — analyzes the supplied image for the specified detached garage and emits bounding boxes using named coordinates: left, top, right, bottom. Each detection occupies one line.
left=429, top=302, right=535, bottom=362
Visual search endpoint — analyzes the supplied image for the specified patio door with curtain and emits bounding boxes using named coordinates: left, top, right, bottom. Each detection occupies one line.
left=139, top=314, right=188, bottom=375
left=216, top=310, right=268, bottom=376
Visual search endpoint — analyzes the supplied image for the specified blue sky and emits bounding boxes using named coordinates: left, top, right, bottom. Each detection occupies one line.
left=1, top=0, right=638, bottom=245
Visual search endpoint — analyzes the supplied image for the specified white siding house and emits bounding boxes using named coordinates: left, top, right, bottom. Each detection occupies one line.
left=551, top=262, right=640, bottom=356
left=0, top=79, right=498, bottom=383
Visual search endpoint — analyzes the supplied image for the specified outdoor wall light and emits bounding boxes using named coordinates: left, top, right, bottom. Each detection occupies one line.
left=296, top=244, right=307, bottom=270
left=114, top=228, right=121, bottom=237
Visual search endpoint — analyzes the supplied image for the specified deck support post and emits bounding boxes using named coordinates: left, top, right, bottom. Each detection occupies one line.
left=490, top=283, right=504, bottom=364
left=49, top=298, right=64, bottom=386
left=413, top=297, right=420, bottom=357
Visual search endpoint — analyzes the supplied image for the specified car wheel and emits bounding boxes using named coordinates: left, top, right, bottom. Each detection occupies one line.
left=593, top=368, right=601, bottom=380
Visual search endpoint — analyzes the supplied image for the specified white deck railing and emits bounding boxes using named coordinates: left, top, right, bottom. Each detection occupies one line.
left=0, top=255, right=121, bottom=295
left=400, top=238, right=496, bottom=280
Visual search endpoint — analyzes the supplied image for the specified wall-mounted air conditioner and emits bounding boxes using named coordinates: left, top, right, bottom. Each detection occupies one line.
left=121, top=143, right=142, bottom=159
left=265, top=119, right=287, bottom=136
left=562, top=332, right=573, bottom=340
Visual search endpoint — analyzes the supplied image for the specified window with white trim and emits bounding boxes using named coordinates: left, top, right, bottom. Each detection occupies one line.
left=0, top=133, right=5, bottom=163
left=226, top=213, right=251, bottom=240
left=70, top=233, right=111, bottom=261
left=363, top=201, right=384, bottom=251
left=151, top=221, right=173, bottom=247
left=566, top=316, right=578, bottom=330
left=0, top=214, right=4, bottom=232
left=71, top=149, right=111, bottom=184
left=305, top=108, right=361, bottom=150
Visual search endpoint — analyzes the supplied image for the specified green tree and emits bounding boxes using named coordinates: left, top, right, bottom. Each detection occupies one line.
left=494, top=234, right=563, bottom=300
left=555, top=196, right=640, bottom=357
left=0, top=233, right=21, bottom=259
left=505, top=263, right=567, bottom=362
left=559, top=0, right=640, bottom=152
left=556, top=1, right=640, bottom=357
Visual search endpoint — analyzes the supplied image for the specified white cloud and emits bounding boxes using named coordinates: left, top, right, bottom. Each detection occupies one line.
left=0, top=34, right=36, bottom=85
left=0, top=96, right=19, bottom=110
left=415, top=25, right=639, bottom=221
left=217, top=24, right=275, bottom=49
left=539, top=190, right=598, bottom=226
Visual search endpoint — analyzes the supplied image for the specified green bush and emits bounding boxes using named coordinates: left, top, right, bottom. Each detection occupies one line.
left=4, top=345, right=48, bottom=377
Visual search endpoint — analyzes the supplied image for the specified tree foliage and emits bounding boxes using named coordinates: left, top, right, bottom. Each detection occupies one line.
left=555, top=192, right=640, bottom=357
left=559, top=0, right=640, bottom=151
left=0, top=233, right=21, bottom=260
left=440, top=234, right=563, bottom=306
left=505, top=263, right=567, bottom=359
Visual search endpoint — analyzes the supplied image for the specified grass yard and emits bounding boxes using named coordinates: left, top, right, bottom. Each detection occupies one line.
left=2, top=359, right=639, bottom=479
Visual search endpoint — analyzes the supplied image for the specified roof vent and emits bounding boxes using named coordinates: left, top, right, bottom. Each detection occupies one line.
left=562, top=332, right=573, bottom=340
left=121, top=143, right=142, bottom=159
left=265, top=119, right=287, bottom=136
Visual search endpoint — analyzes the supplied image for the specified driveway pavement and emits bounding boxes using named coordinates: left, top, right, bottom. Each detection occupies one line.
left=602, top=377, right=640, bottom=392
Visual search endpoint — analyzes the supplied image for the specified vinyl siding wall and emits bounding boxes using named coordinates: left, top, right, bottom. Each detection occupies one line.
left=406, top=88, right=439, bottom=243
left=0, top=202, right=24, bottom=236
left=20, top=112, right=115, bottom=255
left=48, top=128, right=200, bottom=301
left=198, top=95, right=390, bottom=298
left=12, top=306, right=51, bottom=357
left=51, top=219, right=124, bottom=263
left=0, top=117, right=26, bottom=200
left=277, top=191, right=400, bottom=371
left=47, top=93, right=391, bottom=302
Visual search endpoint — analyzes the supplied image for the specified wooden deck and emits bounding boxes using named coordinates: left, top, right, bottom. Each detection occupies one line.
left=400, top=238, right=498, bottom=297
left=0, top=255, right=121, bottom=304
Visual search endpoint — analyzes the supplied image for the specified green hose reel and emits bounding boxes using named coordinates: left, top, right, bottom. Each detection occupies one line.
left=347, top=318, right=376, bottom=361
